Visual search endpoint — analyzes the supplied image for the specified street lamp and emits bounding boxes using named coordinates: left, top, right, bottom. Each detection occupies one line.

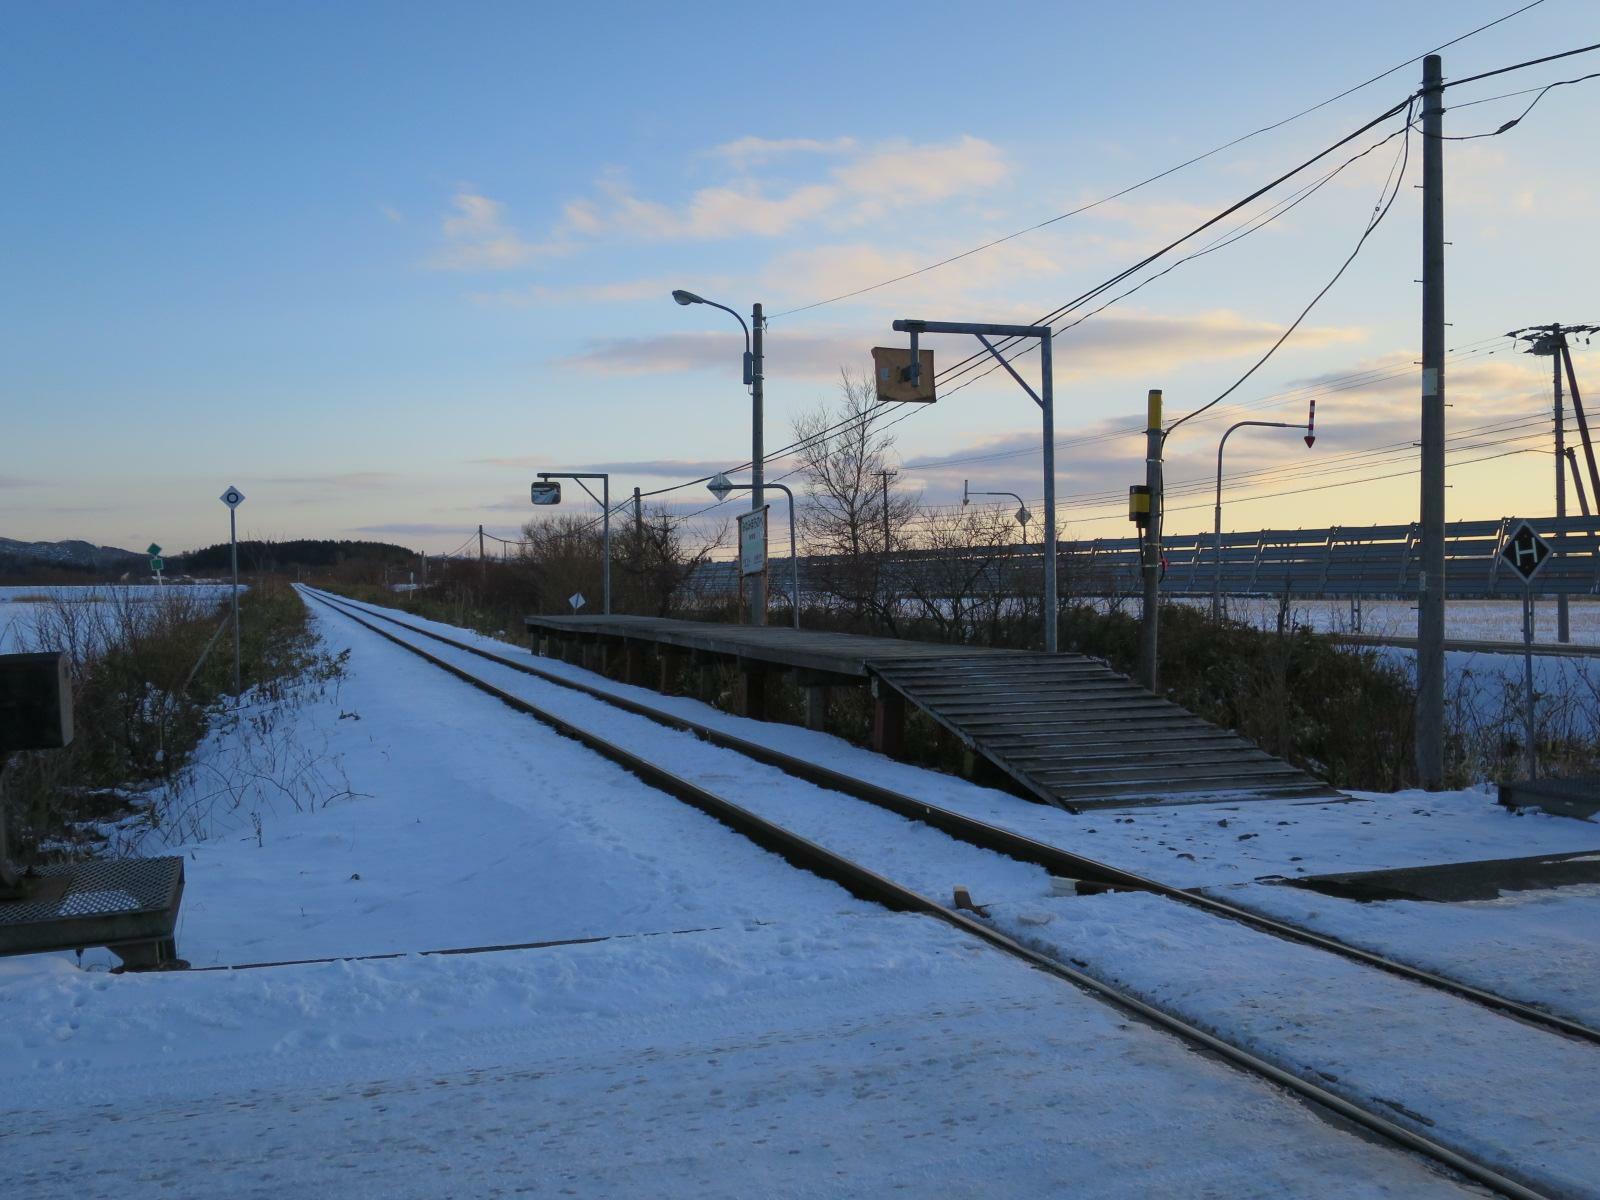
left=709, top=472, right=800, bottom=629
left=963, top=479, right=1033, bottom=541
left=1212, top=421, right=1313, bottom=619
left=673, top=289, right=766, bottom=625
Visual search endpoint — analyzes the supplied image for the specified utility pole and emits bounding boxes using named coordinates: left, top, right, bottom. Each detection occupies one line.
left=1509, top=323, right=1599, bottom=640
left=750, top=302, right=767, bottom=626
left=1554, top=330, right=1569, bottom=642
left=873, top=470, right=897, bottom=555
left=478, top=523, right=486, bottom=581
left=1140, top=389, right=1163, bottom=691
left=1416, top=54, right=1446, bottom=789
left=1567, top=448, right=1591, bottom=516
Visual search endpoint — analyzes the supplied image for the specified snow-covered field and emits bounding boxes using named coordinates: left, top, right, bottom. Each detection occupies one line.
left=0, top=584, right=236, bottom=655
left=1194, top=594, right=1600, bottom=643
left=4, top=588, right=1598, bottom=1197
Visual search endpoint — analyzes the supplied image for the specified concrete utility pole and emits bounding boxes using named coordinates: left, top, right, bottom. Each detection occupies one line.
left=1140, top=389, right=1163, bottom=691
left=633, top=486, right=644, bottom=574
left=874, top=470, right=897, bottom=554
left=751, top=302, right=766, bottom=626
left=1416, top=54, right=1447, bottom=789
left=479, top=523, right=486, bottom=581
left=1554, top=330, right=1569, bottom=642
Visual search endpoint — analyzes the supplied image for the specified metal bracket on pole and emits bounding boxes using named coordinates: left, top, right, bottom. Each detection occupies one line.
left=890, top=317, right=1056, bottom=652
left=974, top=334, right=1042, bottom=408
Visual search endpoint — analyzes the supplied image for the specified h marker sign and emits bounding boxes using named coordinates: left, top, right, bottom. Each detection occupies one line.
left=1499, top=520, right=1552, bottom=584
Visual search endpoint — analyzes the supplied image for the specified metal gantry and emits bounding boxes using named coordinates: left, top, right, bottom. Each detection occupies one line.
left=892, top=318, right=1058, bottom=652
left=536, top=471, right=611, bottom=614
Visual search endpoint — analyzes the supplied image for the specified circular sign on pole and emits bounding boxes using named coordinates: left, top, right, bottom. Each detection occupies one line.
left=220, top=486, right=246, bottom=509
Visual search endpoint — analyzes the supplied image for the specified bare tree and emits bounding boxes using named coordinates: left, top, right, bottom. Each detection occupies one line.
left=520, top=507, right=726, bottom=617
left=791, top=370, right=920, bottom=628
left=901, top=505, right=1036, bottom=644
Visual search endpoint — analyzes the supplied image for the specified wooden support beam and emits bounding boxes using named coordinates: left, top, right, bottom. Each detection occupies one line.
left=657, top=647, right=687, bottom=695
left=803, top=686, right=829, bottom=731
left=871, top=685, right=905, bottom=759
left=735, top=661, right=768, bottom=720
left=623, top=640, right=647, bottom=686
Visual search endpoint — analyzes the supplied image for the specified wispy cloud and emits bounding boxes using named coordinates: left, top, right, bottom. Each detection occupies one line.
left=254, top=471, right=400, bottom=489
left=472, top=455, right=743, bottom=476
left=559, top=329, right=867, bottom=379
left=439, top=136, right=1014, bottom=270
left=429, top=190, right=567, bottom=271
left=710, top=135, right=857, bottom=168
left=560, top=308, right=1364, bottom=382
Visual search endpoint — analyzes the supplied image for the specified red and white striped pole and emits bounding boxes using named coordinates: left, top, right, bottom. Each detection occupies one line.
left=1305, top=398, right=1317, bottom=448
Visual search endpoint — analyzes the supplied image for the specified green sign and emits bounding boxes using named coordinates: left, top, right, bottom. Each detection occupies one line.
left=150, top=557, right=164, bottom=572
left=147, top=543, right=162, bottom=556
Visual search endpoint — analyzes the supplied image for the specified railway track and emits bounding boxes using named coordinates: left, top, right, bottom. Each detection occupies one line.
left=303, top=588, right=1599, bottom=1048
left=299, top=587, right=1595, bottom=1199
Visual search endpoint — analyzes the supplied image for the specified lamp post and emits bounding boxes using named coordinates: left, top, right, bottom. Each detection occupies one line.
left=1212, top=421, right=1310, bottom=619
left=710, top=473, right=800, bottom=629
left=963, top=479, right=1033, bottom=542
left=674, top=289, right=766, bottom=625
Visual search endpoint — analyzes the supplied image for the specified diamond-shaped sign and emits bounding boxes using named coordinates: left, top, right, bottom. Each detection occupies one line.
left=146, top=543, right=162, bottom=556
left=707, top=472, right=735, bottom=501
left=1498, top=520, right=1552, bottom=584
left=220, top=486, right=246, bottom=509
left=568, top=591, right=586, bottom=612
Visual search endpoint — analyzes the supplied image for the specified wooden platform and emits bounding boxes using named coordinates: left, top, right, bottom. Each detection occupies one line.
left=525, top=615, right=1339, bottom=811
left=525, top=614, right=996, bottom=678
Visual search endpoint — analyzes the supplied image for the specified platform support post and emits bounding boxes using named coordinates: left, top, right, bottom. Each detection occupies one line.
left=736, top=662, right=768, bottom=720
left=657, top=648, right=686, bottom=694
left=623, top=640, right=647, bottom=686
left=803, top=686, right=829, bottom=730
left=871, top=683, right=905, bottom=759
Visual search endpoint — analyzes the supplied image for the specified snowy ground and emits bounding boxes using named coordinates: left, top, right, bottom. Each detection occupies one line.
left=0, top=584, right=236, bottom=654
left=1212, top=879, right=1600, bottom=1028
left=5, top=589, right=1598, bottom=1196
left=1187, top=595, right=1600, bottom=643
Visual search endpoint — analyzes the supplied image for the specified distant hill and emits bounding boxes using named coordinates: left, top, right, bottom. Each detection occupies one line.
left=177, top=538, right=416, bottom=572
left=0, top=537, right=145, bottom=581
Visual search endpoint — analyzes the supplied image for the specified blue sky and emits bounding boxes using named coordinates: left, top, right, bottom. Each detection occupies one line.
left=3, top=0, right=1596, bottom=555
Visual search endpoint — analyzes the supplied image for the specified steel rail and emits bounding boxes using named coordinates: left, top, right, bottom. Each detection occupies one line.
left=304, top=588, right=1600, bottom=1049
left=302, top=587, right=1554, bottom=1200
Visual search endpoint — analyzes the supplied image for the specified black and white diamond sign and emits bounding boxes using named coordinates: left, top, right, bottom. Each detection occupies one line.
left=220, top=485, right=246, bottom=509
left=1498, top=519, right=1552, bottom=584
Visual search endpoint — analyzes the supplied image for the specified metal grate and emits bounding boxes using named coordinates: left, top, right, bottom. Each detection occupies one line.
left=0, top=857, right=182, bottom=927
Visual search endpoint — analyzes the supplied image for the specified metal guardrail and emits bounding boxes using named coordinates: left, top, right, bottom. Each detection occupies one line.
left=683, top=515, right=1600, bottom=602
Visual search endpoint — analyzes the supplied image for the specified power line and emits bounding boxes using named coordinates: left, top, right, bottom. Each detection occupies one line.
left=1165, top=98, right=1416, bottom=437
left=765, top=0, right=1549, bottom=319
left=1443, top=39, right=1600, bottom=90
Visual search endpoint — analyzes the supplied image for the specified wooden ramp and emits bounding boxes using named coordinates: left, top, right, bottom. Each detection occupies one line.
left=867, top=652, right=1339, bottom=811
